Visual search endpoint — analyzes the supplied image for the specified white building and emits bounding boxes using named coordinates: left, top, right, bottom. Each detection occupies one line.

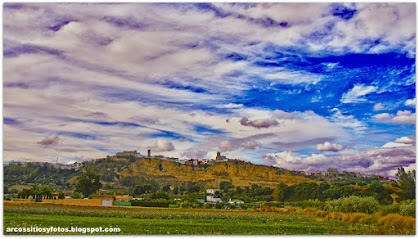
left=206, top=189, right=219, bottom=195
left=206, top=195, right=222, bottom=203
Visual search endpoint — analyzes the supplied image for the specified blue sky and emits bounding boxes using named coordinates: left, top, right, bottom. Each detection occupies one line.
left=3, top=3, right=416, bottom=177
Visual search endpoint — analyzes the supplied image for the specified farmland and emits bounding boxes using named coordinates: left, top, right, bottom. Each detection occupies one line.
left=3, top=202, right=414, bottom=235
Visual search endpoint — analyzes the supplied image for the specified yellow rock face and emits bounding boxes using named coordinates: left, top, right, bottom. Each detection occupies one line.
left=121, top=158, right=317, bottom=188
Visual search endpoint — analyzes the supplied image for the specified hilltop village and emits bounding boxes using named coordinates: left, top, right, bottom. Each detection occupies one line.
left=112, top=150, right=243, bottom=166
left=4, top=148, right=404, bottom=211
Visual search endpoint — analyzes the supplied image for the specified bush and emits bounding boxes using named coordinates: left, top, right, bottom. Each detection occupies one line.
left=301, top=199, right=325, bottom=209
left=180, top=202, right=192, bottom=208
left=131, top=200, right=170, bottom=208
left=324, top=196, right=379, bottom=213
left=399, top=201, right=415, bottom=217
left=380, top=204, right=400, bottom=216
left=378, top=214, right=416, bottom=234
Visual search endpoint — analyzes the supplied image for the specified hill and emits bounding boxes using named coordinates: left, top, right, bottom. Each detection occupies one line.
left=4, top=152, right=389, bottom=193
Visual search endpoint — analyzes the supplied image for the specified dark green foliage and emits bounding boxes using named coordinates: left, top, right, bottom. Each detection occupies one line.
left=323, top=196, right=379, bottom=213
left=247, top=184, right=274, bottom=201
left=380, top=204, right=401, bottom=216
left=187, top=184, right=201, bottom=193
left=131, top=184, right=157, bottom=196
left=396, top=167, right=415, bottom=201
left=289, top=182, right=320, bottom=201
left=220, top=181, right=234, bottom=192
left=150, top=191, right=170, bottom=200
left=321, top=184, right=357, bottom=200
left=161, top=185, right=171, bottom=193
left=17, top=185, right=53, bottom=200
left=399, top=201, right=415, bottom=217
left=173, top=186, right=179, bottom=195
left=17, top=188, right=34, bottom=199
left=74, top=172, right=102, bottom=197
left=72, top=192, right=82, bottom=199
left=4, top=162, right=80, bottom=190
left=130, top=200, right=170, bottom=207
left=277, top=183, right=291, bottom=202
left=360, top=181, right=393, bottom=204
left=58, top=192, right=65, bottom=199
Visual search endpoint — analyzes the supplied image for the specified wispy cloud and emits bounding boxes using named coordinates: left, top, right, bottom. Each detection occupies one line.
left=3, top=3, right=415, bottom=177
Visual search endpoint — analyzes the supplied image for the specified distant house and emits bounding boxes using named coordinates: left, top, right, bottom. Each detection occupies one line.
left=206, top=189, right=220, bottom=195
left=51, top=192, right=60, bottom=199
left=229, top=199, right=244, bottom=205
left=90, top=195, right=114, bottom=206
left=115, top=195, right=132, bottom=202
left=206, top=195, right=222, bottom=203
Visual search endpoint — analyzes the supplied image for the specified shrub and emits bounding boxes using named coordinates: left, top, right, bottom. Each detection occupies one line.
left=378, top=214, right=416, bottom=234
left=324, top=196, right=379, bottom=213
left=131, top=200, right=170, bottom=208
left=399, top=201, right=415, bottom=217
left=348, top=213, right=367, bottom=223
left=380, top=204, right=400, bottom=216
left=301, top=199, right=325, bottom=209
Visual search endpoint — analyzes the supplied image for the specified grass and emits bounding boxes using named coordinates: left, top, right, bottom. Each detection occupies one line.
left=2, top=202, right=409, bottom=235
left=4, top=212, right=371, bottom=235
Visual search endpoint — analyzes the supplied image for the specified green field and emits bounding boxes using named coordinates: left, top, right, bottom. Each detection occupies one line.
left=3, top=203, right=411, bottom=235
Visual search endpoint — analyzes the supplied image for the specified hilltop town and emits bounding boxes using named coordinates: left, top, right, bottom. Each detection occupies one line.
left=111, top=150, right=245, bottom=166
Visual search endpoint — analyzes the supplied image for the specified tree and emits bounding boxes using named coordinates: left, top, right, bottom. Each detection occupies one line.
left=220, top=181, right=234, bottom=192
left=161, top=185, right=171, bottom=193
left=73, top=191, right=82, bottom=199
left=396, top=167, right=415, bottom=201
left=150, top=191, right=170, bottom=200
left=74, top=172, right=102, bottom=197
left=173, top=186, right=179, bottom=195
left=277, top=183, right=291, bottom=202
left=58, top=192, right=65, bottom=199
left=362, top=181, right=393, bottom=204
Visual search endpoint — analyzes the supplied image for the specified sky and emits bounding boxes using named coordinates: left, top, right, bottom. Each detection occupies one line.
left=3, top=3, right=416, bottom=177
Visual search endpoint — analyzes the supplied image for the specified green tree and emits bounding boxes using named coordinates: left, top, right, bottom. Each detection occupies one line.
left=220, top=181, right=234, bottom=192
left=277, top=183, right=291, bottom=202
left=173, top=186, right=179, bottom=195
left=58, top=192, right=65, bottom=199
left=150, top=191, right=170, bottom=200
left=362, top=181, right=393, bottom=204
left=74, top=172, right=102, bottom=197
left=73, top=191, right=82, bottom=199
left=161, top=185, right=171, bottom=193
left=396, top=167, right=415, bottom=201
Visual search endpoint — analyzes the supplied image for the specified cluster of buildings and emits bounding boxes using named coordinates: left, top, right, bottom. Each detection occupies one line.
left=205, top=189, right=244, bottom=206
left=114, top=150, right=247, bottom=167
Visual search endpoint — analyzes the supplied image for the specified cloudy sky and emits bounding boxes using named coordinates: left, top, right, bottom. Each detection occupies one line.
left=3, top=3, right=416, bottom=177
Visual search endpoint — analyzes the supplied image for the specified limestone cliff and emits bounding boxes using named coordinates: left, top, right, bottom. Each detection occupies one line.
left=119, top=158, right=317, bottom=188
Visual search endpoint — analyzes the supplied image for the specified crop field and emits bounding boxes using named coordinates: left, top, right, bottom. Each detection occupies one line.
left=3, top=202, right=414, bottom=235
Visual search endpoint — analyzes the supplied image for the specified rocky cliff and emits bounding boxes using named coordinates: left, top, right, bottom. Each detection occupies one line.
left=119, top=158, right=317, bottom=188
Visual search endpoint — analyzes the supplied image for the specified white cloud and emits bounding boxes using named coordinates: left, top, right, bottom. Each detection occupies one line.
left=243, top=141, right=261, bottom=150
left=316, top=142, right=344, bottom=152
left=373, top=113, right=391, bottom=120
left=341, top=84, right=378, bottom=103
left=3, top=3, right=415, bottom=167
left=392, top=110, right=416, bottom=124
left=219, top=140, right=233, bottom=152
left=404, top=98, right=416, bottom=107
left=395, top=136, right=415, bottom=144
left=383, top=136, right=416, bottom=148
left=263, top=144, right=416, bottom=177
left=149, top=139, right=175, bottom=152
left=373, top=103, right=384, bottom=111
